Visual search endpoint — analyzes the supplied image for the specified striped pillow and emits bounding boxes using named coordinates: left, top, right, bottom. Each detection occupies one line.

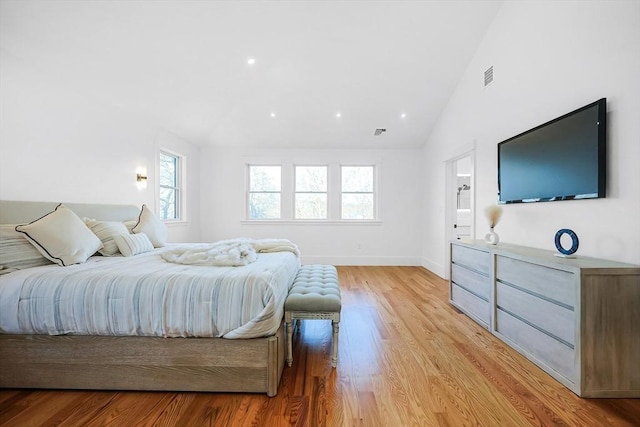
left=114, top=232, right=154, bottom=257
left=84, top=219, right=130, bottom=256
left=0, top=224, right=52, bottom=274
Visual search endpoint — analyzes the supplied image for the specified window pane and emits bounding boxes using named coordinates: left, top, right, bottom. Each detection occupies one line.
left=342, top=166, right=373, bottom=192
left=249, top=193, right=281, bottom=219
left=159, top=187, right=177, bottom=220
left=250, top=166, right=281, bottom=191
left=295, top=166, right=327, bottom=192
left=342, top=194, right=374, bottom=219
left=159, top=150, right=181, bottom=221
left=295, top=193, right=327, bottom=219
left=160, top=153, right=177, bottom=187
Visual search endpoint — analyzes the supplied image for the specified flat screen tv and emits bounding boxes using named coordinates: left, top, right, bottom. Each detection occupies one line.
left=497, top=98, right=606, bottom=204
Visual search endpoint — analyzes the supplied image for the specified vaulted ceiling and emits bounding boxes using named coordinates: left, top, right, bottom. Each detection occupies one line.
left=0, top=0, right=503, bottom=149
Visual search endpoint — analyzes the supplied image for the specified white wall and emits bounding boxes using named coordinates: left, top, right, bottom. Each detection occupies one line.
left=0, top=49, right=201, bottom=242
left=200, top=147, right=423, bottom=265
left=4, top=1, right=638, bottom=269
left=422, top=0, right=640, bottom=276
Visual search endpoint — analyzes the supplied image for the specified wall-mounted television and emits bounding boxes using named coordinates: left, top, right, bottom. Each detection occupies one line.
left=497, top=98, right=606, bottom=204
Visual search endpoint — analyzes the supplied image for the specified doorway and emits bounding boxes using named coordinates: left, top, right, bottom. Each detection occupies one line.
left=454, top=156, right=472, bottom=240
left=444, top=151, right=475, bottom=279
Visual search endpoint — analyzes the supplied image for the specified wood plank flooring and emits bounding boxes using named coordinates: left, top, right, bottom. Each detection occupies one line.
left=1, top=266, right=639, bottom=426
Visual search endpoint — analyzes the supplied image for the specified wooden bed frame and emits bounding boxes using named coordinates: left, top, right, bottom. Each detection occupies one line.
left=0, top=200, right=286, bottom=396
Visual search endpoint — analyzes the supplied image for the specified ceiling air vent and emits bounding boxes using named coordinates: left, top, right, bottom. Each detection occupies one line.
left=484, top=66, right=494, bottom=87
left=374, top=128, right=386, bottom=136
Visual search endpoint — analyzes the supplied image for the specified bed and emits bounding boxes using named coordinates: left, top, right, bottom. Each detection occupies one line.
left=0, top=200, right=300, bottom=396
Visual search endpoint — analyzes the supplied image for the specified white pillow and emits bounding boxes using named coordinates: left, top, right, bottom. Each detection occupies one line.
left=114, top=232, right=154, bottom=257
left=123, top=220, right=137, bottom=233
left=0, top=224, right=52, bottom=274
left=131, top=204, right=167, bottom=248
left=84, top=219, right=130, bottom=256
left=15, top=204, right=103, bottom=266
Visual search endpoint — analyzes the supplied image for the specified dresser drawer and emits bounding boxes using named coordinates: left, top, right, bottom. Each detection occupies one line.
left=496, top=282, right=575, bottom=346
left=496, top=309, right=575, bottom=382
left=451, top=283, right=490, bottom=326
left=496, top=256, right=575, bottom=308
left=451, top=263, right=490, bottom=301
left=452, top=244, right=490, bottom=275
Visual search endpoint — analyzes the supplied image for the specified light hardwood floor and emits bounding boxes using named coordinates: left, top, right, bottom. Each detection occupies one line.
left=1, top=266, right=639, bottom=426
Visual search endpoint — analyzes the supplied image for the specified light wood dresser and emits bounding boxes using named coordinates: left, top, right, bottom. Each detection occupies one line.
left=450, top=240, right=640, bottom=398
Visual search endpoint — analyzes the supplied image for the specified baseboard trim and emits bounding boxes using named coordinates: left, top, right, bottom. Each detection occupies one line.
left=421, top=257, right=446, bottom=279
left=301, top=256, right=422, bottom=266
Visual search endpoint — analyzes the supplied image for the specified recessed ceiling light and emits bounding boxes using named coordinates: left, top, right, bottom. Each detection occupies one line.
left=336, top=112, right=342, bottom=118
left=400, top=113, right=407, bottom=118
left=247, top=58, right=256, bottom=65
left=270, top=112, right=276, bottom=118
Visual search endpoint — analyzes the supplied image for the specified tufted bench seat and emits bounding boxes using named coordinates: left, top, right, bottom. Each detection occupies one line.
left=285, top=265, right=341, bottom=367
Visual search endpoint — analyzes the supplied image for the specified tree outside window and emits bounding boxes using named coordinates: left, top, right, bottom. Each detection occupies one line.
left=248, top=165, right=281, bottom=219
left=341, top=166, right=375, bottom=220
left=159, top=151, right=180, bottom=220
left=295, top=166, right=327, bottom=219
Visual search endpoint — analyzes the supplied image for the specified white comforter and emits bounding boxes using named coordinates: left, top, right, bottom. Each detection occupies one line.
left=0, top=246, right=300, bottom=339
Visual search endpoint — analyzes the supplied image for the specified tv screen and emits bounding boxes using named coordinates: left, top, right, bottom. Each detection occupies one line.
left=498, top=98, right=606, bottom=204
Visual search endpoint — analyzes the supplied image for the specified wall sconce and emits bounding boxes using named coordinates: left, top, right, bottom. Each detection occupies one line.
left=136, top=168, right=148, bottom=190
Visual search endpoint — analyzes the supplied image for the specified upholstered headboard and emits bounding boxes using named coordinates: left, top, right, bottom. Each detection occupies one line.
left=0, top=200, right=141, bottom=224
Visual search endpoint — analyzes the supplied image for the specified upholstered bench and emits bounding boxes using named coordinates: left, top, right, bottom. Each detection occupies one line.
left=285, top=265, right=341, bottom=367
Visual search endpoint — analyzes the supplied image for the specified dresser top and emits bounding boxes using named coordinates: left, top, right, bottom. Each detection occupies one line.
left=452, top=240, right=640, bottom=272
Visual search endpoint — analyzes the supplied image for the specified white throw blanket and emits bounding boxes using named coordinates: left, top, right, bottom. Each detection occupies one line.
left=161, top=238, right=300, bottom=267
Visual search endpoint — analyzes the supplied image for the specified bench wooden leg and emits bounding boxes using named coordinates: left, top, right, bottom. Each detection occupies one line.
left=331, top=320, right=339, bottom=368
left=286, top=319, right=293, bottom=367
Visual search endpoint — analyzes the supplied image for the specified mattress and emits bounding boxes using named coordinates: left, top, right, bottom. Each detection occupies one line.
left=0, top=247, right=300, bottom=339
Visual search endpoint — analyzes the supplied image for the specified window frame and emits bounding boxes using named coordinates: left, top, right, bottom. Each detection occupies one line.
left=294, top=164, right=329, bottom=220
left=158, top=149, right=185, bottom=222
left=247, top=164, right=283, bottom=220
left=340, top=165, right=377, bottom=221
left=243, top=162, right=380, bottom=224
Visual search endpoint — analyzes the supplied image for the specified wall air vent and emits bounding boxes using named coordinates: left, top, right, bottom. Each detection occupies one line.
left=374, top=128, right=386, bottom=136
left=484, top=66, right=494, bottom=87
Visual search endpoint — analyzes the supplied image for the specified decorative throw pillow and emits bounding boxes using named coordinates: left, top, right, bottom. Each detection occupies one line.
left=113, top=232, right=155, bottom=257
left=123, top=220, right=137, bottom=233
left=84, top=219, right=130, bottom=256
left=15, top=204, right=103, bottom=266
left=0, top=224, right=52, bottom=274
left=131, top=204, right=167, bottom=248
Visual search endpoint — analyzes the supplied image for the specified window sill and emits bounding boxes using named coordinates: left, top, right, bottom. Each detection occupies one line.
left=240, top=220, right=382, bottom=226
left=163, top=220, right=189, bottom=227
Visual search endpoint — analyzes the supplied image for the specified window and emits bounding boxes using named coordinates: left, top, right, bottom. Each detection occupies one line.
left=295, top=166, right=327, bottom=219
left=244, top=163, right=378, bottom=222
left=248, top=165, right=281, bottom=219
left=159, top=151, right=182, bottom=221
left=341, top=166, right=375, bottom=220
